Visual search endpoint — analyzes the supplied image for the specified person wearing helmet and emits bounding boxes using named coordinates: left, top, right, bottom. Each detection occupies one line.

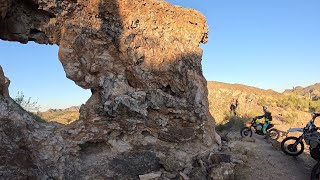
left=253, top=106, right=273, bottom=135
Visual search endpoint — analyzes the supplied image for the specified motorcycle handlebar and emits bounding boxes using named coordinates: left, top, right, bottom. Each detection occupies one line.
left=304, top=120, right=319, bottom=132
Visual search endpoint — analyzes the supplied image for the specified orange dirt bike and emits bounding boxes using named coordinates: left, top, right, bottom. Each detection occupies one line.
left=240, top=119, right=280, bottom=140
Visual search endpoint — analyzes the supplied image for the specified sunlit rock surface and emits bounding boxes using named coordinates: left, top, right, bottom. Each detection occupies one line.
left=0, top=66, right=10, bottom=98
left=0, top=0, right=220, bottom=179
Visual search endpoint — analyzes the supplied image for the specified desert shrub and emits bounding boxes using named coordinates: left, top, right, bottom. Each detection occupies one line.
left=216, top=113, right=253, bottom=132
left=241, top=114, right=255, bottom=122
left=310, top=100, right=320, bottom=112
left=257, top=97, right=268, bottom=106
left=275, top=94, right=309, bottom=111
left=242, top=110, right=263, bottom=121
left=13, top=91, right=46, bottom=123
left=257, top=96, right=278, bottom=109
left=14, top=91, right=41, bottom=112
left=284, top=111, right=299, bottom=125
left=30, top=113, right=47, bottom=123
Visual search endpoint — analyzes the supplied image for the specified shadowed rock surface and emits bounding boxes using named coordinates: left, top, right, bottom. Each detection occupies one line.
left=0, top=0, right=221, bottom=179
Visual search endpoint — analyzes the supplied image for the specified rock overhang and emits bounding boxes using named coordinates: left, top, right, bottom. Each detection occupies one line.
left=0, top=0, right=220, bottom=179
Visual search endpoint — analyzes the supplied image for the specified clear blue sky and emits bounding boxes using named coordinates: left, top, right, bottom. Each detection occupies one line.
left=0, top=42, right=91, bottom=111
left=1, top=0, right=320, bottom=110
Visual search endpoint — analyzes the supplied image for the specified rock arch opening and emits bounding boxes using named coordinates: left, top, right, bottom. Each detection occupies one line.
left=0, top=40, right=91, bottom=124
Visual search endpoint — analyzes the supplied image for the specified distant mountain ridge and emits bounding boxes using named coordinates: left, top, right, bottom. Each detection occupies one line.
left=208, top=81, right=280, bottom=96
left=44, top=106, right=80, bottom=113
left=37, top=106, right=80, bottom=124
left=284, top=83, right=320, bottom=100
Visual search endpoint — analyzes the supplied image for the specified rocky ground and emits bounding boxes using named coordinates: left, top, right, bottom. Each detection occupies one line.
left=219, top=126, right=317, bottom=180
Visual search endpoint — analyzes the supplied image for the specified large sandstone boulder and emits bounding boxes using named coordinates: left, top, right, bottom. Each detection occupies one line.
left=0, top=0, right=219, bottom=179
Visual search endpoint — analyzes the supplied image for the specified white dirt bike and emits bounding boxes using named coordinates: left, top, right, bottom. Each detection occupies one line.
left=281, top=113, right=320, bottom=157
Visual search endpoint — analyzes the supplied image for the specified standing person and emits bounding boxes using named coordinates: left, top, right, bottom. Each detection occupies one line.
left=235, top=99, right=239, bottom=109
left=235, top=98, right=239, bottom=115
left=230, top=98, right=236, bottom=116
left=253, top=106, right=272, bottom=135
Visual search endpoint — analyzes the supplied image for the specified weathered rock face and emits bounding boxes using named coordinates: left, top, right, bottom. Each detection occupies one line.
left=0, top=66, right=10, bottom=98
left=0, top=0, right=13, bottom=19
left=0, top=0, right=219, bottom=179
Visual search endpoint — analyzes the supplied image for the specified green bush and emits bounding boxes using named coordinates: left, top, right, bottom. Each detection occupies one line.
left=260, top=94, right=310, bottom=111
left=14, top=91, right=41, bottom=112
left=284, top=111, right=299, bottom=125
left=310, top=100, right=320, bottom=112
left=257, top=97, right=268, bottom=106
left=13, top=91, right=46, bottom=123
left=30, top=112, right=47, bottom=123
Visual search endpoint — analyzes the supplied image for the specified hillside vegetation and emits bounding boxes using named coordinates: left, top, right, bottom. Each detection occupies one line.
left=284, top=83, right=320, bottom=100
left=35, top=82, right=320, bottom=127
left=36, top=107, right=80, bottom=124
left=208, top=81, right=320, bottom=130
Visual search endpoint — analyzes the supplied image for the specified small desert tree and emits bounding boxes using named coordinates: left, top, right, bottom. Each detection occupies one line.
left=14, top=91, right=41, bottom=112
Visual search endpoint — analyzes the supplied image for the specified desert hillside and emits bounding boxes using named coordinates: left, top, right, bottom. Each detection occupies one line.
left=208, top=81, right=320, bottom=130
left=284, top=83, right=320, bottom=100
left=36, top=106, right=80, bottom=124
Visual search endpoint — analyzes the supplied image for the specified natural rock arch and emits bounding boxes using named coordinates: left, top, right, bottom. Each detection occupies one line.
left=0, top=0, right=219, bottom=179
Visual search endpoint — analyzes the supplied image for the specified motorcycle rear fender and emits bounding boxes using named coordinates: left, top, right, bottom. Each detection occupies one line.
left=244, top=122, right=252, bottom=127
left=287, top=128, right=304, bottom=133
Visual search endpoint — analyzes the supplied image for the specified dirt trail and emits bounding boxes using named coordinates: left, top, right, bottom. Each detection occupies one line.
left=226, top=132, right=318, bottom=180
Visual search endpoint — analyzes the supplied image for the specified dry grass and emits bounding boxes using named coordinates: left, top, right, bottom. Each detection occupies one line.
left=207, top=81, right=318, bottom=129
left=37, top=111, right=80, bottom=124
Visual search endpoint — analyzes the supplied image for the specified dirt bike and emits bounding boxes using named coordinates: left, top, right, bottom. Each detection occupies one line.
left=281, top=113, right=320, bottom=157
left=311, top=162, right=320, bottom=180
left=240, top=118, right=280, bottom=140
left=303, top=113, right=320, bottom=180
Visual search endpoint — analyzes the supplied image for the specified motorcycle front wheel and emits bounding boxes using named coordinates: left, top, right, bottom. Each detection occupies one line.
left=281, top=136, right=304, bottom=156
left=240, top=127, right=253, bottom=138
left=311, top=161, right=320, bottom=180
left=267, top=128, right=280, bottom=140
